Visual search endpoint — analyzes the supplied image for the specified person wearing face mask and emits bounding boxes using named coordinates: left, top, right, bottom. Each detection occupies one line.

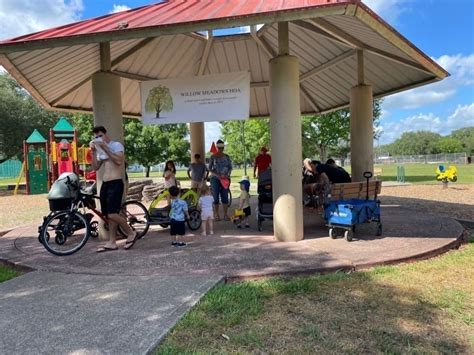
left=89, top=126, right=138, bottom=252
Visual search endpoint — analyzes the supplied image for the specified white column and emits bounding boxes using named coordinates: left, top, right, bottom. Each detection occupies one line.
left=270, top=54, right=304, bottom=242
left=189, top=122, right=205, bottom=161
left=350, top=84, right=374, bottom=182
left=92, top=72, right=123, bottom=142
left=91, top=71, right=123, bottom=240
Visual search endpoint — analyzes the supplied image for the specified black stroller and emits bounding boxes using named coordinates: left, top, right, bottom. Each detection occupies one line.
left=256, top=169, right=273, bottom=231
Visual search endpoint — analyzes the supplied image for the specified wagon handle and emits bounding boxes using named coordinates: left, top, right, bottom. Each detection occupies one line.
left=363, top=171, right=372, bottom=200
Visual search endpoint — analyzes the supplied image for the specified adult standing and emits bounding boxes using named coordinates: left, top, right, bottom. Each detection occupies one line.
left=253, top=146, right=272, bottom=179
left=90, top=126, right=137, bottom=252
left=208, top=139, right=233, bottom=221
left=187, top=153, right=209, bottom=191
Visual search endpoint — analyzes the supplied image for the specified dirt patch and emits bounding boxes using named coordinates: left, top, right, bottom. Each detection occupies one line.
left=379, top=184, right=474, bottom=221
left=0, top=193, right=49, bottom=230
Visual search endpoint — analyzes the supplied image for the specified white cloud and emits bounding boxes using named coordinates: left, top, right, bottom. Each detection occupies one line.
left=378, top=103, right=474, bottom=144
left=383, top=54, right=474, bottom=110
left=110, top=4, right=131, bottom=14
left=363, top=0, right=409, bottom=24
left=0, top=0, right=83, bottom=40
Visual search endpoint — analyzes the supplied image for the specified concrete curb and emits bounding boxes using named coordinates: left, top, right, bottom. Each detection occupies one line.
left=225, top=223, right=466, bottom=282
left=0, top=228, right=13, bottom=237
left=0, top=258, right=35, bottom=273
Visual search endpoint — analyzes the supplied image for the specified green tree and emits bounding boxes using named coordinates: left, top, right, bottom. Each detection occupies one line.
left=69, top=113, right=94, bottom=146
left=124, top=119, right=189, bottom=177
left=0, top=73, right=61, bottom=162
left=221, top=119, right=271, bottom=165
left=387, top=131, right=442, bottom=155
left=437, top=137, right=464, bottom=153
left=303, top=99, right=382, bottom=161
left=145, top=85, right=173, bottom=118
left=450, top=127, right=474, bottom=156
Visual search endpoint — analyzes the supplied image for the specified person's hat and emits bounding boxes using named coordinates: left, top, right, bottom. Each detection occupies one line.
left=239, top=176, right=249, bottom=183
left=216, top=140, right=225, bottom=148
left=239, top=177, right=250, bottom=192
left=260, top=146, right=268, bottom=153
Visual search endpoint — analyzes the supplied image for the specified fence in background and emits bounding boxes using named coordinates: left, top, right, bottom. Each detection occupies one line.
left=373, top=152, right=468, bottom=165
left=0, top=160, right=22, bottom=179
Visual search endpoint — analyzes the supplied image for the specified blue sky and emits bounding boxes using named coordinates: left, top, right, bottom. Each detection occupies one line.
left=0, top=0, right=473, bottom=147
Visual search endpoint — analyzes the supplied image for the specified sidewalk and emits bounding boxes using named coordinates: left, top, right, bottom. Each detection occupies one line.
left=0, top=271, right=221, bottom=354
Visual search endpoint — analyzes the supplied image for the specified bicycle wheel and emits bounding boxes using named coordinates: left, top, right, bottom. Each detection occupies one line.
left=227, top=189, right=232, bottom=207
left=119, top=200, right=150, bottom=239
left=40, top=210, right=90, bottom=256
left=187, top=208, right=202, bottom=230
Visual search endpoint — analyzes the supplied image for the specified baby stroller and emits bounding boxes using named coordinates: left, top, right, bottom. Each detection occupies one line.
left=256, top=169, right=273, bottom=231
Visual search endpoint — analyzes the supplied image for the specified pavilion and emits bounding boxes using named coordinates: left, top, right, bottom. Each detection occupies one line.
left=0, top=0, right=448, bottom=242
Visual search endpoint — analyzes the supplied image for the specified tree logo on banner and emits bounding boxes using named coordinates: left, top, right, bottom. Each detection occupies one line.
left=145, top=85, right=173, bottom=118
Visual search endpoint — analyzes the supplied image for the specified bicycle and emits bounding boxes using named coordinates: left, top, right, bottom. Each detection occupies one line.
left=147, top=186, right=202, bottom=230
left=38, top=176, right=150, bottom=256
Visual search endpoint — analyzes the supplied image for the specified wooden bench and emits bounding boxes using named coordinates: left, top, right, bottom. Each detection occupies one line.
left=328, top=180, right=382, bottom=201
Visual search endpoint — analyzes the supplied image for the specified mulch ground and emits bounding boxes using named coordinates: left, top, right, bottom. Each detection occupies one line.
left=379, top=184, right=474, bottom=221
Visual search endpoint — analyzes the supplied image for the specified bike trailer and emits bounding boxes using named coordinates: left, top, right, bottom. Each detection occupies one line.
left=47, top=173, right=80, bottom=211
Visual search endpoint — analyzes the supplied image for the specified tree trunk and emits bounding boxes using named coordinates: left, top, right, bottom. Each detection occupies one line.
left=319, top=145, right=327, bottom=163
left=145, top=166, right=151, bottom=177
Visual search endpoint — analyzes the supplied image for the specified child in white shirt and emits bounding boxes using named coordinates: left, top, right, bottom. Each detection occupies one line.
left=198, top=184, right=214, bottom=236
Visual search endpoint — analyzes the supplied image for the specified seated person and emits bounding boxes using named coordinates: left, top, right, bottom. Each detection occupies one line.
left=303, top=159, right=330, bottom=206
left=314, top=159, right=351, bottom=183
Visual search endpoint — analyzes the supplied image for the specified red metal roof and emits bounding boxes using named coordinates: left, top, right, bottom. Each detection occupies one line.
left=1, top=0, right=354, bottom=44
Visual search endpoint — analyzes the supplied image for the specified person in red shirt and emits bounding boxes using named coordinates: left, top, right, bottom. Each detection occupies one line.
left=253, top=147, right=272, bottom=179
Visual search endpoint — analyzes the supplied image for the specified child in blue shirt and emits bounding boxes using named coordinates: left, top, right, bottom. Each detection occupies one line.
left=169, top=186, right=190, bottom=247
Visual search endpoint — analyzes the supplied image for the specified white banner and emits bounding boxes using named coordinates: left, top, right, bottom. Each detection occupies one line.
left=140, top=71, right=250, bottom=125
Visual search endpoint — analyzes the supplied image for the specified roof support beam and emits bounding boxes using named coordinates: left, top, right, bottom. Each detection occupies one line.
left=300, top=85, right=321, bottom=112
left=357, top=49, right=365, bottom=85
left=309, top=18, right=433, bottom=75
left=278, top=22, right=290, bottom=56
left=0, top=54, right=51, bottom=109
left=50, top=76, right=92, bottom=106
left=355, top=5, right=448, bottom=79
left=99, top=42, right=111, bottom=71
left=112, top=70, right=155, bottom=82
left=111, top=37, right=156, bottom=69
left=197, top=31, right=213, bottom=76
left=251, top=25, right=276, bottom=58
left=53, top=105, right=140, bottom=118
left=292, top=20, right=347, bottom=46
left=300, top=49, right=355, bottom=82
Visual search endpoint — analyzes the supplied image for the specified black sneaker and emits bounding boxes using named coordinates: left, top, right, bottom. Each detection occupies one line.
left=177, top=242, right=187, bottom=247
left=245, top=224, right=250, bottom=228
left=237, top=225, right=242, bottom=229
left=171, top=241, right=178, bottom=246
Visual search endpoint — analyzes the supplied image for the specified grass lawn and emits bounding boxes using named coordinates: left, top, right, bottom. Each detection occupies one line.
left=375, top=164, right=474, bottom=184
left=0, top=265, right=19, bottom=283
left=157, top=234, right=474, bottom=354
left=129, top=164, right=474, bottom=185
left=0, top=176, right=25, bottom=188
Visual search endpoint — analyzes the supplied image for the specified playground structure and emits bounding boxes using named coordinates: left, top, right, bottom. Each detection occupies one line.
left=19, top=117, right=92, bottom=194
